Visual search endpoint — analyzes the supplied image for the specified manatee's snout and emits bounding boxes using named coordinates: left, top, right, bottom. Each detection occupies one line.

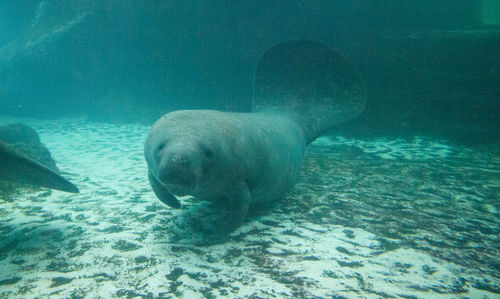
left=157, top=145, right=200, bottom=195
left=166, top=154, right=191, bottom=170
left=160, top=154, right=193, bottom=182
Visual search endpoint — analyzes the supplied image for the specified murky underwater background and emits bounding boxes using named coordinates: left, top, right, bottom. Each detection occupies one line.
left=1, top=1, right=500, bottom=298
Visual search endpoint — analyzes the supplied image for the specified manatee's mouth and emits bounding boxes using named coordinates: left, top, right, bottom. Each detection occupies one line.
left=158, top=164, right=197, bottom=196
left=162, top=173, right=196, bottom=196
left=154, top=142, right=204, bottom=196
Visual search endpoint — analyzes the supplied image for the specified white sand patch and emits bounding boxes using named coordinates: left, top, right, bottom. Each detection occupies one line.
left=315, top=135, right=453, bottom=160
left=0, top=116, right=498, bottom=298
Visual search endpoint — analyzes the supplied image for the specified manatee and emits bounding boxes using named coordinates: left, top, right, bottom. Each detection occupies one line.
left=144, top=40, right=365, bottom=230
left=0, top=142, right=79, bottom=193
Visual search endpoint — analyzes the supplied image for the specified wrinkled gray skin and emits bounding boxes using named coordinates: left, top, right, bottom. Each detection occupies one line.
left=144, top=40, right=366, bottom=231
left=0, top=142, right=79, bottom=193
left=144, top=109, right=306, bottom=229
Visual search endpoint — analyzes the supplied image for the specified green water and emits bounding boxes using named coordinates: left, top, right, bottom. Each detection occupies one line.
left=0, top=1, right=499, bottom=297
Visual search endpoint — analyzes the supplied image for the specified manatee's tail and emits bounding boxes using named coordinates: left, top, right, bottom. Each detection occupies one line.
left=253, top=40, right=366, bottom=143
left=0, top=142, right=79, bottom=193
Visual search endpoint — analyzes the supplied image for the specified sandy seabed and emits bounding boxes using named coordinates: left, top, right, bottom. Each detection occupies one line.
left=0, top=115, right=498, bottom=298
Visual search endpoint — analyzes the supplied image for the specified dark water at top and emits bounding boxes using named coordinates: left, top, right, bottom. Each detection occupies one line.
left=1, top=1, right=499, bottom=142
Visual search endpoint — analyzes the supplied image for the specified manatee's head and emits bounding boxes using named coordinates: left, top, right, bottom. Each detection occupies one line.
left=145, top=111, right=218, bottom=196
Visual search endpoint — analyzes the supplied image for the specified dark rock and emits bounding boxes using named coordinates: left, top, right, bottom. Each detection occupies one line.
left=301, top=255, right=320, bottom=261
left=166, top=267, right=184, bottom=281
left=10, top=256, right=26, bottom=265
left=99, top=225, right=125, bottom=233
left=336, top=246, right=355, bottom=256
left=50, top=277, right=73, bottom=288
left=115, top=289, right=154, bottom=298
left=422, top=264, right=438, bottom=275
left=337, top=261, right=364, bottom=268
left=322, top=270, right=339, bottom=279
left=473, top=279, right=500, bottom=294
left=111, top=240, right=141, bottom=252
left=46, top=260, right=72, bottom=272
left=134, top=256, right=149, bottom=264
left=0, top=276, right=22, bottom=285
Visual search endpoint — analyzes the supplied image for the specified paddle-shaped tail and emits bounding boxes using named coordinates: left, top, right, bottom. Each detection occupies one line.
left=253, top=40, right=366, bottom=144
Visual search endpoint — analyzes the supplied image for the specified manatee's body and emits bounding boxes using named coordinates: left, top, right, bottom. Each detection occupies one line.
left=145, top=110, right=305, bottom=214
left=0, top=142, right=79, bottom=193
left=144, top=40, right=365, bottom=230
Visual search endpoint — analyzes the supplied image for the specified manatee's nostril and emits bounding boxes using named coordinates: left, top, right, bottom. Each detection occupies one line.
left=179, top=158, right=187, bottom=166
left=171, top=156, right=190, bottom=168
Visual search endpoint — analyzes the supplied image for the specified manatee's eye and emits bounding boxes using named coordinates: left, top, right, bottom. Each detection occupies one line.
left=203, top=147, right=213, bottom=159
left=200, top=144, right=214, bottom=175
left=198, top=143, right=214, bottom=159
left=157, top=142, right=166, bottom=152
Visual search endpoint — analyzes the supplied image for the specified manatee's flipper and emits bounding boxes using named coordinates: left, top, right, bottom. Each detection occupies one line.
left=226, top=182, right=251, bottom=231
left=0, top=142, right=79, bottom=193
left=253, top=40, right=366, bottom=143
left=148, top=171, right=181, bottom=209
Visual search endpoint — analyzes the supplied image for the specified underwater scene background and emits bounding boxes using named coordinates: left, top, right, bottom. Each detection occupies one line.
left=1, top=1, right=499, bottom=298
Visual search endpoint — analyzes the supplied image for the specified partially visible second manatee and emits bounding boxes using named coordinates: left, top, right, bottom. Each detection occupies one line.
left=0, top=124, right=79, bottom=195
